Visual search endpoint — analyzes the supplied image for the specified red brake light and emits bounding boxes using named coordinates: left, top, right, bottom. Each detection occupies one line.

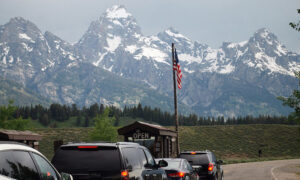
left=208, top=163, right=214, bottom=171
left=77, top=146, right=98, bottom=149
left=121, top=170, right=128, bottom=177
left=168, top=172, right=185, bottom=177
left=121, top=170, right=129, bottom=180
left=191, top=152, right=196, bottom=155
left=179, top=172, right=185, bottom=177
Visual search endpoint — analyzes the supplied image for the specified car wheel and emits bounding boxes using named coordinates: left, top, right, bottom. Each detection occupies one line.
left=184, top=176, right=190, bottom=180
left=210, top=174, right=218, bottom=180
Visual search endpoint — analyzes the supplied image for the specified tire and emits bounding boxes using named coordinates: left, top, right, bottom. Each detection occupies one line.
left=210, top=174, right=218, bottom=180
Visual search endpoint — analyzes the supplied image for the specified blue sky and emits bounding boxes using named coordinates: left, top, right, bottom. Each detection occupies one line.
left=0, top=0, right=299, bottom=52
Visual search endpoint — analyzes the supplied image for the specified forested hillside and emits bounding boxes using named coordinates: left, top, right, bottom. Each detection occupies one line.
left=13, top=103, right=297, bottom=128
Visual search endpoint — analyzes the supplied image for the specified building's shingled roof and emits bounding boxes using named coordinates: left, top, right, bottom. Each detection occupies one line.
left=118, top=121, right=177, bottom=137
left=0, top=130, right=42, bottom=141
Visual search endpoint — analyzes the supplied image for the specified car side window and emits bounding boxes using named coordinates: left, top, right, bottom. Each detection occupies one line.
left=143, top=149, right=155, bottom=166
left=185, top=160, right=193, bottom=171
left=0, top=151, right=19, bottom=179
left=182, top=160, right=188, bottom=170
left=12, top=151, right=40, bottom=180
left=122, top=148, right=142, bottom=169
left=211, top=153, right=216, bottom=162
left=32, top=153, right=58, bottom=180
left=137, top=148, right=147, bottom=167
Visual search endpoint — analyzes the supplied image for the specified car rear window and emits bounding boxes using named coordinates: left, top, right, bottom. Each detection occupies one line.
left=52, top=146, right=121, bottom=172
left=179, top=153, right=209, bottom=165
left=159, top=160, right=181, bottom=169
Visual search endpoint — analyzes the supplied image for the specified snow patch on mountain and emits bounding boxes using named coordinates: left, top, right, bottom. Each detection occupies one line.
left=274, top=44, right=288, bottom=56
left=93, top=52, right=108, bottom=67
left=103, top=65, right=113, bottom=72
left=67, top=61, right=79, bottom=68
left=227, top=40, right=248, bottom=48
left=2, top=56, right=6, bottom=64
left=204, top=48, right=218, bottom=60
left=219, top=64, right=235, bottom=74
left=142, top=80, right=157, bottom=89
left=289, top=62, right=300, bottom=74
left=3, top=46, right=9, bottom=55
left=179, top=53, right=202, bottom=64
left=8, top=56, right=13, bottom=63
left=21, top=43, right=33, bottom=52
left=125, top=45, right=138, bottom=53
left=183, top=68, right=195, bottom=74
left=165, top=29, right=188, bottom=40
left=19, top=33, right=35, bottom=43
left=134, top=46, right=169, bottom=64
left=112, top=20, right=123, bottom=27
left=255, top=52, right=292, bottom=75
left=237, top=49, right=246, bottom=58
left=105, top=36, right=121, bottom=52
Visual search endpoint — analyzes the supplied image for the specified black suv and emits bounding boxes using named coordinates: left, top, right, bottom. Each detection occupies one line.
left=178, top=151, right=223, bottom=180
left=52, top=142, right=168, bottom=180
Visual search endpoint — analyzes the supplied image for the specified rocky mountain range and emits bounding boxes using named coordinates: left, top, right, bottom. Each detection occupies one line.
left=0, top=5, right=299, bottom=117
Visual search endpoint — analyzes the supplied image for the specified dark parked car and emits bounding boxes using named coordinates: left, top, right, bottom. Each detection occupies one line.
left=178, top=151, right=223, bottom=180
left=0, top=141, right=73, bottom=180
left=155, top=158, right=199, bottom=180
left=52, top=142, right=168, bottom=180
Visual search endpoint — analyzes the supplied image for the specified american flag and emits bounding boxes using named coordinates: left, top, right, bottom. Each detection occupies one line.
left=173, top=49, right=182, bottom=89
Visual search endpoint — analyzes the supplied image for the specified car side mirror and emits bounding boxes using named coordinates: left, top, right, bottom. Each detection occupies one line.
left=61, top=172, right=73, bottom=180
left=217, top=160, right=223, bottom=164
left=158, top=160, right=168, bottom=167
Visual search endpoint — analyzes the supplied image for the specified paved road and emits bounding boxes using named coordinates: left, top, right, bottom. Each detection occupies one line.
left=223, top=159, right=300, bottom=180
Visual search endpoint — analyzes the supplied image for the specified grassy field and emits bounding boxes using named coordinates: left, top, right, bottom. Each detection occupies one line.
left=176, top=125, right=300, bottom=164
left=32, top=124, right=300, bottom=164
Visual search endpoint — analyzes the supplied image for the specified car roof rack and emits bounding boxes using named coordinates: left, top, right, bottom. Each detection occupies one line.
left=62, top=142, right=140, bottom=147
left=180, top=150, right=211, bottom=153
left=116, top=142, right=139, bottom=146
left=0, top=141, right=30, bottom=147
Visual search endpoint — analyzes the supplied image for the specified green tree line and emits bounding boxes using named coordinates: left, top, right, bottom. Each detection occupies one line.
left=11, top=103, right=296, bottom=128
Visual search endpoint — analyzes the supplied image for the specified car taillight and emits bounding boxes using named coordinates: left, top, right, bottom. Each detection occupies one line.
left=208, top=163, right=214, bottom=171
left=77, top=146, right=98, bottom=149
left=121, top=170, right=129, bottom=180
left=168, top=172, right=185, bottom=177
left=190, top=151, right=196, bottom=155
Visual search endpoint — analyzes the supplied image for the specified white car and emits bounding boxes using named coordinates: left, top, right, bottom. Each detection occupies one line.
left=0, top=141, right=73, bottom=180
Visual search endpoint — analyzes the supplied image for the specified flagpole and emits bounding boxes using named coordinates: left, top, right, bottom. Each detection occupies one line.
left=172, top=43, right=180, bottom=156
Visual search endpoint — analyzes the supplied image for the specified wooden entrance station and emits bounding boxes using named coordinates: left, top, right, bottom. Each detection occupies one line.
left=0, top=130, right=42, bottom=150
left=118, top=121, right=177, bottom=158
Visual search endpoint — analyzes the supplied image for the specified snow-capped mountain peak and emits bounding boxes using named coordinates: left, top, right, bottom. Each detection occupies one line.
left=1, top=17, right=44, bottom=43
left=1, top=6, right=300, bottom=117
left=158, top=27, right=193, bottom=47
left=105, top=5, right=132, bottom=19
left=101, top=5, right=139, bottom=33
left=248, top=28, right=288, bottom=56
left=165, top=27, right=188, bottom=39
